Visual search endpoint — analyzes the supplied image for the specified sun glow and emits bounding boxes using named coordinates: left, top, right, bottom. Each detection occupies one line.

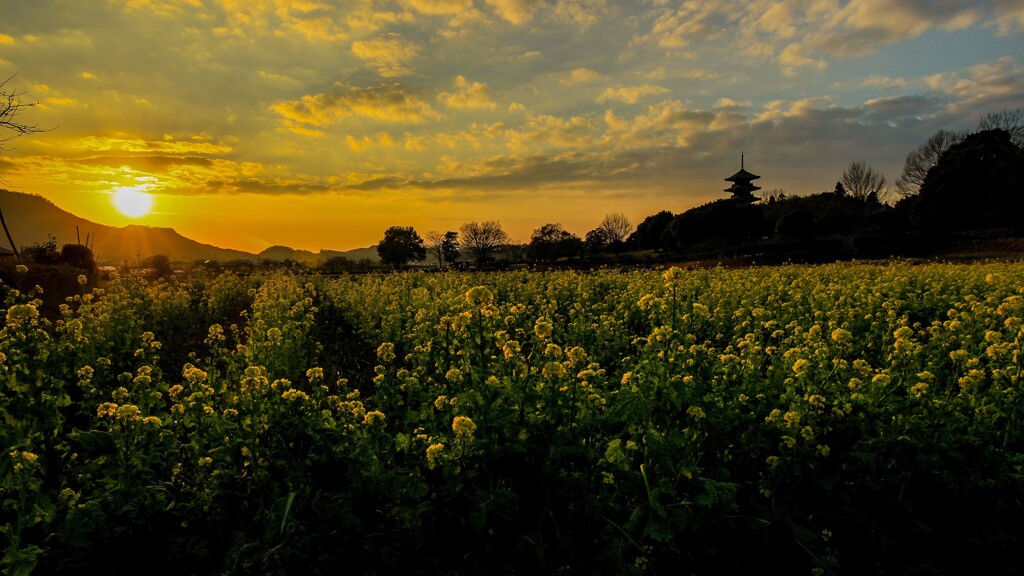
left=111, top=186, right=155, bottom=218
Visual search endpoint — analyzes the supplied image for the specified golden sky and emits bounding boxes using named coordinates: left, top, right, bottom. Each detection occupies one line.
left=1, top=0, right=1023, bottom=252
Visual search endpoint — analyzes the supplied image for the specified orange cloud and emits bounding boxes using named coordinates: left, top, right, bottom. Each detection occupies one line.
left=438, top=76, right=497, bottom=110
left=352, top=35, right=421, bottom=77
left=597, top=85, right=669, bottom=104
left=271, top=83, right=440, bottom=128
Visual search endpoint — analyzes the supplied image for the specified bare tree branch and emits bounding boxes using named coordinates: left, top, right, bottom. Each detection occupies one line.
left=841, top=160, right=887, bottom=202
left=1, top=75, right=48, bottom=152
left=895, top=129, right=964, bottom=198
left=598, top=212, right=632, bottom=243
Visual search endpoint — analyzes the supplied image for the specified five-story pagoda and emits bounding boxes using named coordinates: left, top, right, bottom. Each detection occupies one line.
left=724, top=153, right=761, bottom=201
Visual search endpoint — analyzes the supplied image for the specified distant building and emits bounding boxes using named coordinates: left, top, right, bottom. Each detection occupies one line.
left=724, top=153, right=761, bottom=201
left=0, top=245, right=14, bottom=258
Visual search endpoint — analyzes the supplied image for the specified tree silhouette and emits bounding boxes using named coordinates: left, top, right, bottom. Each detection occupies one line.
left=425, top=231, right=446, bottom=267
left=632, top=211, right=674, bottom=251
left=425, top=230, right=461, bottom=268
left=459, top=221, right=508, bottom=266
left=978, top=108, right=1023, bottom=147
left=598, top=213, right=632, bottom=243
left=912, top=129, right=1023, bottom=232
left=584, top=227, right=609, bottom=254
left=528, top=223, right=582, bottom=262
left=441, top=231, right=460, bottom=265
left=895, top=129, right=964, bottom=197
left=144, top=254, right=174, bottom=279
left=841, top=160, right=887, bottom=202
left=377, top=226, right=427, bottom=269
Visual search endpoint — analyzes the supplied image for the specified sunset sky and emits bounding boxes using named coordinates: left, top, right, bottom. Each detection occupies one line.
left=1, top=0, right=1023, bottom=253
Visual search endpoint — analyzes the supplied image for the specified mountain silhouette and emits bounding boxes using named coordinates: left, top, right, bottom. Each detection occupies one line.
left=0, top=189, right=378, bottom=264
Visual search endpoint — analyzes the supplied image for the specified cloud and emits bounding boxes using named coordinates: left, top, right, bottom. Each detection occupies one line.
left=552, top=0, right=608, bottom=30
left=270, top=83, right=440, bottom=129
left=602, top=100, right=714, bottom=149
left=926, top=56, right=1024, bottom=114
left=204, top=178, right=332, bottom=196
left=198, top=0, right=352, bottom=41
left=403, top=0, right=474, bottom=15
left=438, top=76, right=498, bottom=110
left=597, top=84, right=669, bottom=104
left=507, top=114, right=597, bottom=151
left=557, top=68, right=607, bottom=85
left=863, top=95, right=940, bottom=122
left=643, top=2, right=730, bottom=49
left=404, top=122, right=507, bottom=151
left=68, top=136, right=234, bottom=155
left=991, top=0, right=1024, bottom=34
left=778, top=42, right=827, bottom=74
left=485, top=0, right=544, bottom=25
left=346, top=132, right=395, bottom=151
left=714, top=98, right=753, bottom=110
left=859, top=75, right=910, bottom=90
left=352, top=35, right=421, bottom=77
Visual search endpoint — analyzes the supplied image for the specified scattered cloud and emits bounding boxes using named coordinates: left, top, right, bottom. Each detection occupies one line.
left=597, top=84, right=669, bottom=104
left=557, top=68, right=607, bottom=85
left=926, top=56, right=1024, bottom=113
left=352, top=35, right=421, bottom=78
left=438, top=76, right=498, bottom=110
left=402, top=0, right=474, bottom=16
left=485, top=0, right=544, bottom=25
left=713, top=98, right=753, bottom=110
left=270, top=83, right=440, bottom=129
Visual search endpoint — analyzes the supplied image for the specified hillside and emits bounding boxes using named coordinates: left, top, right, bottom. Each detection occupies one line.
left=0, top=190, right=378, bottom=264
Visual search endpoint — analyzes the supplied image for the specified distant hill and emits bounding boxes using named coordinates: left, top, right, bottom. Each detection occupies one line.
left=0, top=189, right=379, bottom=264
left=255, top=245, right=381, bottom=265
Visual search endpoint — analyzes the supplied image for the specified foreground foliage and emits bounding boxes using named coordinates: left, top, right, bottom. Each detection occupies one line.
left=1, top=262, right=1023, bottom=574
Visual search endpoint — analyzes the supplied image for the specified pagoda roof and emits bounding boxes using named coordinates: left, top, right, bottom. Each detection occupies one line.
left=725, top=168, right=760, bottom=182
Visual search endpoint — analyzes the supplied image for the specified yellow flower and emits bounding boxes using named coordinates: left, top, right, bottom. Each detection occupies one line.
left=783, top=411, right=800, bottom=427
left=377, top=342, right=396, bottom=363
left=306, top=367, right=324, bottom=382
left=15, top=264, right=28, bottom=274
left=281, top=389, right=310, bottom=402
left=830, top=328, right=852, bottom=344
left=452, top=415, right=477, bottom=437
left=426, top=443, right=445, bottom=468
left=77, top=274, right=88, bottom=286
left=445, top=368, right=463, bottom=383
left=6, top=303, right=39, bottom=327
left=542, top=361, right=566, bottom=378
left=465, top=286, right=494, bottom=306
left=791, top=358, right=810, bottom=376
left=364, top=410, right=386, bottom=425
left=534, top=318, right=553, bottom=340
left=662, top=266, right=685, bottom=284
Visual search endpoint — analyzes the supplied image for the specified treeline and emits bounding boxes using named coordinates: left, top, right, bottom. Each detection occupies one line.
left=635, top=112, right=1024, bottom=259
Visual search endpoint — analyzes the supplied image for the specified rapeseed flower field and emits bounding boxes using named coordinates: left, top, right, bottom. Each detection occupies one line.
left=1, top=262, right=1023, bottom=574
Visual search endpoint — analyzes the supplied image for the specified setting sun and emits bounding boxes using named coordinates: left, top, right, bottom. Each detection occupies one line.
left=111, top=186, right=154, bottom=218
